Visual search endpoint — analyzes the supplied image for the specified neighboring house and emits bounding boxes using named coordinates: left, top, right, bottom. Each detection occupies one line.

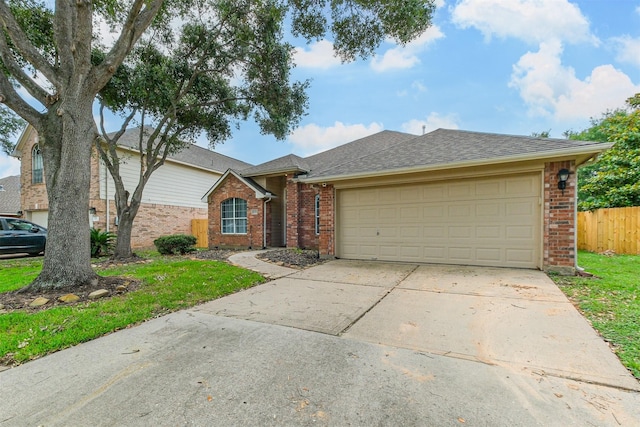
left=204, top=128, right=611, bottom=274
left=12, top=125, right=251, bottom=248
left=0, top=175, right=21, bottom=217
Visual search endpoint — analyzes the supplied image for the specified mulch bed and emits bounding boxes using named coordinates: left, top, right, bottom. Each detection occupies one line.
left=256, top=248, right=326, bottom=269
left=0, top=276, right=139, bottom=313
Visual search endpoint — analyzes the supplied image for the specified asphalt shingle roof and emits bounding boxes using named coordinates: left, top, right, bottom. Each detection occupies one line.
left=303, top=128, right=607, bottom=179
left=240, top=130, right=414, bottom=178
left=115, top=127, right=252, bottom=173
left=0, top=175, right=21, bottom=215
left=240, top=154, right=310, bottom=176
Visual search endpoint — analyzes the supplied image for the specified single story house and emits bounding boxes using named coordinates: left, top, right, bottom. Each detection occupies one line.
left=203, top=128, right=611, bottom=274
left=0, top=175, right=21, bottom=217
left=13, top=125, right=251, bottom=248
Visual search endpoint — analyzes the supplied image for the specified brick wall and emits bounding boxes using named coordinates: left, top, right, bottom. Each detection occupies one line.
left=284, top=176, right=320, bottom=250
left=207, top=174, right=264, bottom=249
left=285, top=176, right=299, bottom=248
left=318, top=184, right=335, bottom=256
left=19, top=132, right=48, bottom=212
left=91, top=199, right=207, bottom=248
left=543, top=160, right=576, bottom=275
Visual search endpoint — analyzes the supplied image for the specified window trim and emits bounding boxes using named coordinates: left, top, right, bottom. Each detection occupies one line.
left=315, top=193, right=320, bottom=235
left=32, top=144, right=43, bottom=184
left=221, top=198, right=248, bottom=235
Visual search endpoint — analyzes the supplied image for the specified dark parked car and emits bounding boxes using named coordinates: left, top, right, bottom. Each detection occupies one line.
left=0, top=217, right=47, bottom=256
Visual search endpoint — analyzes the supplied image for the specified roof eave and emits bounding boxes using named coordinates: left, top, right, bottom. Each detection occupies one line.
left=111, top=143, right=228, bottom=174
left=242, top=167, right=309, bottom=178
left=297, top=144, right=613, bottom=184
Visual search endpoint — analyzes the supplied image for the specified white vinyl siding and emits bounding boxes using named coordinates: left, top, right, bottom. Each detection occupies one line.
left=337, top=173, right=542, bottom=269
left=99, top=149, right=220, bottom=208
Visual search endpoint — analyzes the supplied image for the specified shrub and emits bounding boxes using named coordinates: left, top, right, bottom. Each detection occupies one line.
left=90, top=228, right=116, bottom=258
left=154, top=234, right=197, bottom=255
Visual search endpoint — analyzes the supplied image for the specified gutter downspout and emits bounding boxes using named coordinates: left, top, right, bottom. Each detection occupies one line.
left=263, top=192, right=272, bottom=249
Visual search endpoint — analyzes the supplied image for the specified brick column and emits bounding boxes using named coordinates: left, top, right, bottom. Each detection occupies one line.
left=543, top=160, right=577, bottom=275
left=285, top=176, right=300, bottom=248
left=318, top=184, right=335, bottom=257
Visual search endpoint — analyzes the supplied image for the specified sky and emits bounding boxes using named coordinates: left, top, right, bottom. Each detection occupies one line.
left=1, top=0, right=639, bottom=177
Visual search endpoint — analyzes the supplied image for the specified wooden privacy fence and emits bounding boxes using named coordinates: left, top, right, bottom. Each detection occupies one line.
left=191, top=219, right=208, bottom=248
left=577, top=206, right=640, bottom=254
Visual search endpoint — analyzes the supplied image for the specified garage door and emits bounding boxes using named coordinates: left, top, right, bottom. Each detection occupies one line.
left=337, top=173, right=541, bottom=268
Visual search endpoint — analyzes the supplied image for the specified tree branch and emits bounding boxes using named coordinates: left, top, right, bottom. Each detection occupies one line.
left=0, top=72, right=43, bottom=127
left=0, top=0, right=59, bottom=87
left=92, top=0, right=164, bottom=89
left=0, top=31, right=51, bottom=106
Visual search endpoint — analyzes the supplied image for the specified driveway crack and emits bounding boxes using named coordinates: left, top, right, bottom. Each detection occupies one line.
left=337, top=265, right=419, bottom=336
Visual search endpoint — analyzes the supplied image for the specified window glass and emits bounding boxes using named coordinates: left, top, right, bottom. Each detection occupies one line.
left=32, top=144, right=43, bottom=184
left=221, top=198, right=247, bottom=234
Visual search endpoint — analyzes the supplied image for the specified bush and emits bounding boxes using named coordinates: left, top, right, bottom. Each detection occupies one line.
left=90, top=228, right=116, bottom=258
left=154, top=234, right=197, bottom=255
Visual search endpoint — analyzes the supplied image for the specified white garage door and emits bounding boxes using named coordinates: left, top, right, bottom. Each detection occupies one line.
left=28, top=210, right=49, bottom=229
left=337, top=173, right=542, bottom=268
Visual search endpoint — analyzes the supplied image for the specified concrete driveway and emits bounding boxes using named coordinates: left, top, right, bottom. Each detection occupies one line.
left=1, top=258, right=639, bottom=426
left=198, top=260, right=638, bottom=391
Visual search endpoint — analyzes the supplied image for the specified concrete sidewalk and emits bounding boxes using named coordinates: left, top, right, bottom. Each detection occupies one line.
left=1, top=253, right=639, bottom=426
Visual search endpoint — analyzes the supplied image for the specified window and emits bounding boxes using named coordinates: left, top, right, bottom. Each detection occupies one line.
left=315, top=194, right=320, bottom=235
left=221, top=198, right=247, bottom=234
left=32, top=144, right=43, bottom=184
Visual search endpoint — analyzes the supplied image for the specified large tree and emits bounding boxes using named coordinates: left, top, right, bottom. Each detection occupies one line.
left=568, top=94, right=640, bottom=211
left=0, top=0, right=435, bottom=290
left=0, top=0, right=163, bottom=291
left=96, top=0, right=308, bottom=259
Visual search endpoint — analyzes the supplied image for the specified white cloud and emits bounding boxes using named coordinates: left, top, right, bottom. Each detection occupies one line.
left=451, top=0, right=597, bottom=45
left=509, top=41, right=640, bottom=121
left=293, top=40, right=342, bottom=69
left=612, top=36, right=640, bottom=68
left=0, top=154, right=21, bottom=178
left=289, top=121, right=384, bottom=155
left=371, top=25, right=444, bottom=72
left=401, top=113, right=460, bottom=135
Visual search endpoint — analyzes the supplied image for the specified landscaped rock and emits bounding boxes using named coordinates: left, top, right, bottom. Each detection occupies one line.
left=29, top=297, right=50, bottom=307
left=115, top=285, right=127, bottom=292
left=88, top=289, right=109, bottom=299
left=58, top=294, right=80, bottom=303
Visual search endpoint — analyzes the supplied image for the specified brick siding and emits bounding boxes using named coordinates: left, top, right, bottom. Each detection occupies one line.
left=318, top=185, right=335, bottom=256
left=207, top=174, right=264, bottom=249
left=543, top=160, right=577, bottom=274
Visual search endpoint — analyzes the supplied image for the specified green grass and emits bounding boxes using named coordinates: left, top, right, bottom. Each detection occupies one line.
left=552, top=251, right=640, bottom=379
left=0, top=255, right=264, bottom=365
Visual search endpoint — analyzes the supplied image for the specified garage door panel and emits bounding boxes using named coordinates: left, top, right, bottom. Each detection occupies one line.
left=506, top=225, right=534, bottom=239
left=476, top=226, right=502, bottom=238
left=423, top=206, right=445, bottom=218
left=337, top=173, right=541, bottom=268
left=476, top=248, right=502, bottom=263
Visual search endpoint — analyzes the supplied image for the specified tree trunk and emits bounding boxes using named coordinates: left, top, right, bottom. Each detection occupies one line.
left=22, top=98, right=99, bottom=291
left=112, top=210, right=134, bottom=259
left=111, top=190, right=142, bottom=260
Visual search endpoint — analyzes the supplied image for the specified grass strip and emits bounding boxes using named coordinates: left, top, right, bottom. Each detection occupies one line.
left=0, top=257, right=263, bottom=365
left=552, top=251, right=640, bottom=379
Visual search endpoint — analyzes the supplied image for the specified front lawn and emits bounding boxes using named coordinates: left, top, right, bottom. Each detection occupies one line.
left=552, top=251, right=640, bottom=379
left=0, top=255, right=264, bottom=366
